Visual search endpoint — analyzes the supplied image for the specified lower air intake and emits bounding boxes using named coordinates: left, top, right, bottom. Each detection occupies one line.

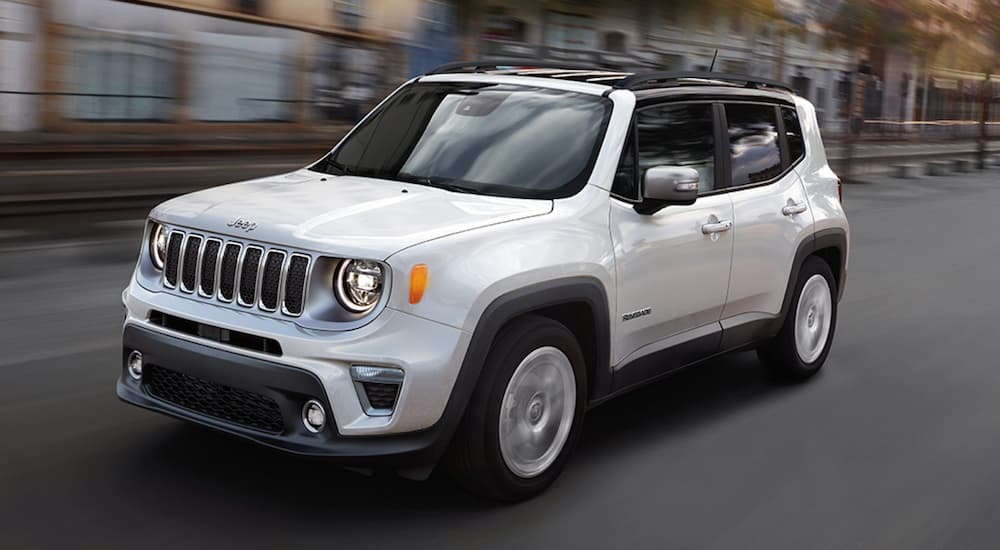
left=144, top=364, right=284, bottom=434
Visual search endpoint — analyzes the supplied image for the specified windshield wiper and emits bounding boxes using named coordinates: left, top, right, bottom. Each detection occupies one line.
left=396, top=174, right=477, bottom=194
left=317, top=156, right=354, bottom=176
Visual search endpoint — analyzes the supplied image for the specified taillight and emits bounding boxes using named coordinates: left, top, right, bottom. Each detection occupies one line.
left=837, top=179, right=843, bottom=203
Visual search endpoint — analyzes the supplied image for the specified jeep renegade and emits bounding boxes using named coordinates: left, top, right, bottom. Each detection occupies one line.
left=119, top=62, right=849, bottom=501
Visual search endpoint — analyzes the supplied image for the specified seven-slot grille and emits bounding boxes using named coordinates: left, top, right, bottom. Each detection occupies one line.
left=163, top=230, right=310, bottom=317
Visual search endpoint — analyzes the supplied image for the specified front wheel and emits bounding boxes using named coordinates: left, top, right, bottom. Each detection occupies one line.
left=446, top=315, right=586, bottom=502
left=758, top=257, right=838, bottom=380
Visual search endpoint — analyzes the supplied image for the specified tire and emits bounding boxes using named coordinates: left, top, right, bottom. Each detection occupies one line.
left=446, top=315, right=587, bottom=502
left=757, top=256, right=838, bottom=381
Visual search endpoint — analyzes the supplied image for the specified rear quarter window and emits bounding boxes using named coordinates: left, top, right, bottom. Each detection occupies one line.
left=782, top=107, right=806, bottom=164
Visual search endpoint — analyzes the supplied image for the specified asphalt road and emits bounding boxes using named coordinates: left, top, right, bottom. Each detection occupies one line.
left=3, top=169, right=1000, bottom=549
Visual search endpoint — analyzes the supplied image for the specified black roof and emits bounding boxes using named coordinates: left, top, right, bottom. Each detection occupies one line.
left=426, top=60, right=795, bottom=95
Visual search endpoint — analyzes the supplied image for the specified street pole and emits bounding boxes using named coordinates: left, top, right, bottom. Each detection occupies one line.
left=844, top=52, right=867, bottom=184
left=979, top=71, right=991, bottom=169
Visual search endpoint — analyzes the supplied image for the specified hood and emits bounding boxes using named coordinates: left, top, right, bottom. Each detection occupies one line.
left=151, top=170, right=553, bottom=259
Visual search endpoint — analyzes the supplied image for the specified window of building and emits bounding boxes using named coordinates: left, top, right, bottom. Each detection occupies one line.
left=836, top=75, right=852, bottom=118
left=662, top=3, right=680, bottom=26
left=336, top=0, right=364, bottom=31
left=483, top=7, right=527, bottom=42
left=603, top=31, right=626, bottom=53
left=726, top=103, right=782, bottom=186
left=190, top=31, right=296, bottom=122
left=68, top=30, right=176, bottom=121
left=729, top=14, right=742, bottom=34
left=660, top=54, right=684, bottom=70
left=418, top=0, right=451, bottom=32
left=636, top=102, right=717, bottom=193
left=234, top=0, right=259, bottom=15
left=546, top=12, right=596, bottom=50
left=792, top=75, right=810, bottom=99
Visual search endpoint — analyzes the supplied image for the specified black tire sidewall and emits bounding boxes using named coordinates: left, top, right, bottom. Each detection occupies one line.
left=450, top=315, right=587, bottom=501
left=763, top=257, right=838, bottom=379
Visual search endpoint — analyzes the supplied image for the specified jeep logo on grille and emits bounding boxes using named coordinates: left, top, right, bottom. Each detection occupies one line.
left=227, top=218, right=258, bottom=232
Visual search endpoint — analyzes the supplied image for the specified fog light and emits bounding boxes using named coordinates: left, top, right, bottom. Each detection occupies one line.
left=302, top=400, right=326, bottom=433
left=127, top=351, right=143, bottom=380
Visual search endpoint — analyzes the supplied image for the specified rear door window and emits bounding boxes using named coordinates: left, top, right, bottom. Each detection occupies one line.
left=725, top=103, right=782, bottom=187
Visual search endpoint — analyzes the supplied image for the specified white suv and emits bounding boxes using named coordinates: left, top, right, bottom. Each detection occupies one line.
left=119, top=62, right=849, bottom=501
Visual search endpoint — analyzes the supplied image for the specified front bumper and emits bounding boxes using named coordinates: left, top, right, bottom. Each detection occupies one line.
left=118, top=325, right=452, bottom=465
left=123, top=280, right=470, bottom=437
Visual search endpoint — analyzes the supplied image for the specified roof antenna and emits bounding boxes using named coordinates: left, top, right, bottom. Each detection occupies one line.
left=708, top=49, right=719, bottom=72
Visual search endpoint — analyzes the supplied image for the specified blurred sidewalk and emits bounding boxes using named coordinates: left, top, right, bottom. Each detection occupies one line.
left=1, top=129, right=994, bottom=158
left=0, top=129, right=349, bottom=158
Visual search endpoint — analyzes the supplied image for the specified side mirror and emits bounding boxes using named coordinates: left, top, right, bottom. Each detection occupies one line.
left=635, top=166, right=699, bottom=215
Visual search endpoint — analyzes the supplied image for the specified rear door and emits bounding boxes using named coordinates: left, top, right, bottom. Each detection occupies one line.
left=720, top=102, right=815, bottom=328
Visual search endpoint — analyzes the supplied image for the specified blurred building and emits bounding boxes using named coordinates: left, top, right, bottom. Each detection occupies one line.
left=469, top=1, right=854, bottom=130
left=1, top=0, right=431, bottom=133
left=1, top=0, right=996, bottom=137
left=0, top=0, right=42, bottom=131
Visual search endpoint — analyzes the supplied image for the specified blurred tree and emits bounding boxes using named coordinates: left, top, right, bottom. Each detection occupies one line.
left=825, top=0, right=947, bottom=181
left=976, top=0, right=1000, bottom=167
left=930, top=0, right=1000, bottom=167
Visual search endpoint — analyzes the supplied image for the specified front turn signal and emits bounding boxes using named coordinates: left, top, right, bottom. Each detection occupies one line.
left=409, top=264, right=428, bottom=304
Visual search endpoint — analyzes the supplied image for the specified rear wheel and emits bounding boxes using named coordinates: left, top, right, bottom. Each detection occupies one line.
left=447, top=315, right=586, bottom=502
left=758, top=256, right=838, bottom=380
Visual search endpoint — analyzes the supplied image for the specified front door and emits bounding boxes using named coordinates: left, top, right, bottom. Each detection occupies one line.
left=610, top=101, right=733, bottom=368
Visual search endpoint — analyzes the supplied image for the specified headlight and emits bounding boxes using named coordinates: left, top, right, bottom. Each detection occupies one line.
left=335, top=259, right=384, bottom=313
left=149, top=222, right=168, bottom=271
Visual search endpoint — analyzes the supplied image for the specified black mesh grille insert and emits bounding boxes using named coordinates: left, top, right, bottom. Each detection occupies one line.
left=144, top=364, right=284, bottom=434
left=164, top=232, right=183, bottom=287
left=284, top=255, right=309, bottom=315
left=363, top=382, right=399, bottom=410
left=219, top=243, right=241, bottom=301
left=199, top=240, right=221, bottom=295
left=239, top=247, right=263, bottom=305
left=260, top=251, right=285, bottom=310
left=181, top=236, right=202, bottom=291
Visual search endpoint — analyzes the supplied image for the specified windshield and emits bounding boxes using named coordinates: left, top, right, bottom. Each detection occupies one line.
left=311, top=82, right=612, bottom=199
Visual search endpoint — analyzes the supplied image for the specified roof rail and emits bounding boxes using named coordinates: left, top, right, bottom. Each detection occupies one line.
left=614, top=71, right=794, bottom=93
left=427, top=59, right=601, bottom=75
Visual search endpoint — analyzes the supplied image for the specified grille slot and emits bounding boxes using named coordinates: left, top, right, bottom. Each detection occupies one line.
left=149, top=311, right=282, bottom=355
left=238, top=247, right=263, bottom=306
left=284, top=255, right=309, bottom=316
left=164, top=232, right=184, bottom=288
left=199, top=239, right=221, bottom=296
left=219, top=243, right=241, bottom=301
left=159, top=229, right=312, bottom=317
left=181, top=235, right=202, bottom=292
left=260, top=251, right=285, bottom=311
left=144, top=364, right=284, bottom=434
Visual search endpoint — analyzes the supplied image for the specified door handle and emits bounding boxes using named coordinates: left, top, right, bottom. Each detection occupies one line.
left=782, top=200, right=808, bottom=216
left=701, top=219, right=733, bottom=235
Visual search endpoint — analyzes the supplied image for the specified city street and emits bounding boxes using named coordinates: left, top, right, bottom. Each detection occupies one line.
left=2, top=140, right=998, bottom=224
left=3, top=169, right=1000, bottom=548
